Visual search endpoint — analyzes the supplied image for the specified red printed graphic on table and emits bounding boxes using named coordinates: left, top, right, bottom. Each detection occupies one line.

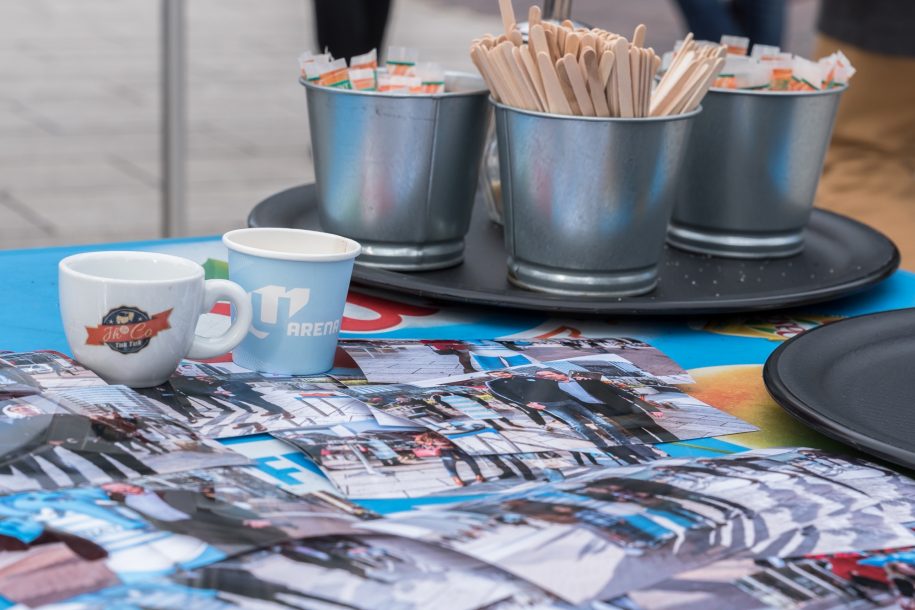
left=342, top=291, right=438, bottom=333
left=86, top=306, right=172, bottom=354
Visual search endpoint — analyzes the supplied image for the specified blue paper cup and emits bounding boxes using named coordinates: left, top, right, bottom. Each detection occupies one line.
left=222, top=227, right=361, bottom=375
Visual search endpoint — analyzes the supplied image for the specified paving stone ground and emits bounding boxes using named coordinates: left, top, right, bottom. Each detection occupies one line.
left=0, top=0, right=816, bottom=249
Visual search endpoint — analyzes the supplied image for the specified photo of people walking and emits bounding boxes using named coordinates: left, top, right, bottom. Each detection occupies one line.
left=275, top=421, right=662, bottom=499
left=0, top=393, right=246, bottom=493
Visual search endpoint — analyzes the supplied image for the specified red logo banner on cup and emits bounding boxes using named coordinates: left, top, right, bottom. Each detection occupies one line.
left=85, top=309, right=173, bottom=346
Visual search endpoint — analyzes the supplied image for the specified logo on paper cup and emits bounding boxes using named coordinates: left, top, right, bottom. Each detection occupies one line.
left=249, top=285, right=340, bottom=340
left=86, top=306, right=172, bottom=354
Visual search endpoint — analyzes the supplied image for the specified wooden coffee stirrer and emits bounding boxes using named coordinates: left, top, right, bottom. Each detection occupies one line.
left=598, top=50, right=615, bottom=88
left=469, top=45, right=504, bottom=103
left=545, top=28, right=560, bottom=60
left=469, top=8, right=718, bottom=118
left=537, top=51, right=573, bottom=114
left=518, top=44, right=548, bottom=110
left=559, top=54, right=595, bottom=116
left=485, top=42, right=525, bottom=107
left=632, top=24, right=647, bottom=48
left=613, top=37, right=634, bottom=117
left=652, top=58, right=706, bottom=116
left=629, top=45, right=642, bottom=117
left=650, top=50, right=696, bottom=114
left=565, top=32, right=581, bottom=60
left=513, top=46, right=546, bottom=111
left=498, top=0, right=516, bottom=36
left=555, top=21, right=568, bottom=50
left=496, top=41, right=539, bottom=110
left=528, top=4, right=541, bottom=26
left=580, top=47, right=610, bottom=117
left=529, top=23, right=550, bottom=59
left=509, top=29, right=524, bottom=47
left=679, top=57, right=724, bottom=114
left=641, top=48, right=653, bottom=116
left=555, top=55, right=583, bottom=115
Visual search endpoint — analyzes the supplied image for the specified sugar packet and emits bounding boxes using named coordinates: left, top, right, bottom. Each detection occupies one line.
left=298, top=51, right=332, bottom=78
left=415, top=62, right=445, bottom=94
left=386, top=46, right=419, bottom=76
left=720, top=35, right=749, bottom=56
left=311, top=58, right=351, bottom=88
left=350, top=48, right=378, bottom=70
left=349, top=67, right=377, bottom=91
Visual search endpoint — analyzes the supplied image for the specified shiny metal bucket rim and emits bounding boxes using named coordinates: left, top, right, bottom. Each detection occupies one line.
left=492, top=99, right=702, bottom=123
left=299, top=72, right=488, bottom=100
left=707, top=83, right=848, bottom=98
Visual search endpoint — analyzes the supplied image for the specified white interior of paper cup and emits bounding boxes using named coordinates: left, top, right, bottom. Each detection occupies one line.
left=223, top=228, right=361, bottom=262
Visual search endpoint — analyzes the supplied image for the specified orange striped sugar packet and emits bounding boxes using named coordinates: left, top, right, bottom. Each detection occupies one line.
left=415, top=62, right=445, bottom=94
left=349, top=68, right=376, bottom=91
left=386, top=46, right=419, bottom=76
left=298, top=51, right=331, bottom=78
left=750, top=44, right=781, bottom=60
left=378, top=73, right=421, bottom=92
left=376, top=71, right=401, bottom=92
left=759, top=53, right=793, bottom=90
left=788, top=57, right=823, bottom=91
left=714, top=55, right=748, bottom=88
left=350, top=49, right=378, bottom=70
left=734, top=63, right=770, bottom=89
left=720, top=35, right=749, bottom=56
left=818, top=50, right=855, bottom=88
left=316, top=58, right=351, bottom=88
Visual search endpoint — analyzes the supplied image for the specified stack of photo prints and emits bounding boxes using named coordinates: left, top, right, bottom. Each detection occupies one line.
left=0, top=340, right=913, bottom=609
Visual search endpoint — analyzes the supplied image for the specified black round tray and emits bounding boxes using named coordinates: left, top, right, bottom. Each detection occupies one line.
left=764, top=308, right=915, bottom=469
left=248, top=184, right=899, bottom=315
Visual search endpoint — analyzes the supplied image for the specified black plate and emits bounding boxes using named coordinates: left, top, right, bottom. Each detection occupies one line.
left=248, top=184, right=899, bottom=315
left=764, top=308, right=915, bottom=469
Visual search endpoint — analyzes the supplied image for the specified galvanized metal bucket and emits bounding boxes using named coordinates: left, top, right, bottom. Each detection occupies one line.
left=668, top=86, right=846, bottom=259
left=303, top=73, right=490, bottom=271
left=494, top=102, right=700, bottom=297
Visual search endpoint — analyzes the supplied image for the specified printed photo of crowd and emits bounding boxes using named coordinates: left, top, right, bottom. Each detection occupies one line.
left=339, top=338, right=693, bottom=385
left=342, top=352, right=754, bottom=456
left=0, top=341, right=912, bottom=609
left=274, top=421, right=667, bottom=499
left=360, top=449, right=915, bottom=605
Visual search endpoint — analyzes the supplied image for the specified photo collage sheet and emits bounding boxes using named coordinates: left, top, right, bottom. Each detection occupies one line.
left=0, top=341, right=912, bottom=609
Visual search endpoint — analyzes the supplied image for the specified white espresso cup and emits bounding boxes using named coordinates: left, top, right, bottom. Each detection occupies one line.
left=59, top=251, right=254, bottom=388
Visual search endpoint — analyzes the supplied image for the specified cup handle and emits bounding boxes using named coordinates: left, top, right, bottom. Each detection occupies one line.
left=187, top=279, right=253, bottom=360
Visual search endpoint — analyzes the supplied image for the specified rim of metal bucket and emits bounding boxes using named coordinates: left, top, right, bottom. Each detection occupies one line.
left=491, top=99, right=702, bottom=123
left=300, top=71, right=489, bottom=100
left=707, top=83, right=848, bottom=97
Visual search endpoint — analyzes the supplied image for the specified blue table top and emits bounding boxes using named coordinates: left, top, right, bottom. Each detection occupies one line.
left=11, top=234, right=912, bottom=360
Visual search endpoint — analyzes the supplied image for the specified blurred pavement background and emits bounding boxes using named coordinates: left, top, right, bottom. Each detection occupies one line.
left=0, top=0, right=818, bottom=248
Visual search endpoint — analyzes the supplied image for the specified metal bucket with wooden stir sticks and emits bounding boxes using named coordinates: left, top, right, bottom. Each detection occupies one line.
left=494, top=102, right=700, bottom=296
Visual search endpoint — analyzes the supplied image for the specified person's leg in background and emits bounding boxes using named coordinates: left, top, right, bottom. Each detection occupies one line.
left=731, top=0, right=784, bottom=46
left=672, top=0, right=741, bottom=42
left=313, top=0, right=392, bottom=60
left=814, top=17, right=915, bottom=269
left=365, top=0, right=392, bottom=55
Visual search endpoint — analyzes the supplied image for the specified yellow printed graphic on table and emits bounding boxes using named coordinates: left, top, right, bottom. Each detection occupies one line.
left=685, top=364, right=846, bottom=452
left=697, top=315, right=842, bottom=341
